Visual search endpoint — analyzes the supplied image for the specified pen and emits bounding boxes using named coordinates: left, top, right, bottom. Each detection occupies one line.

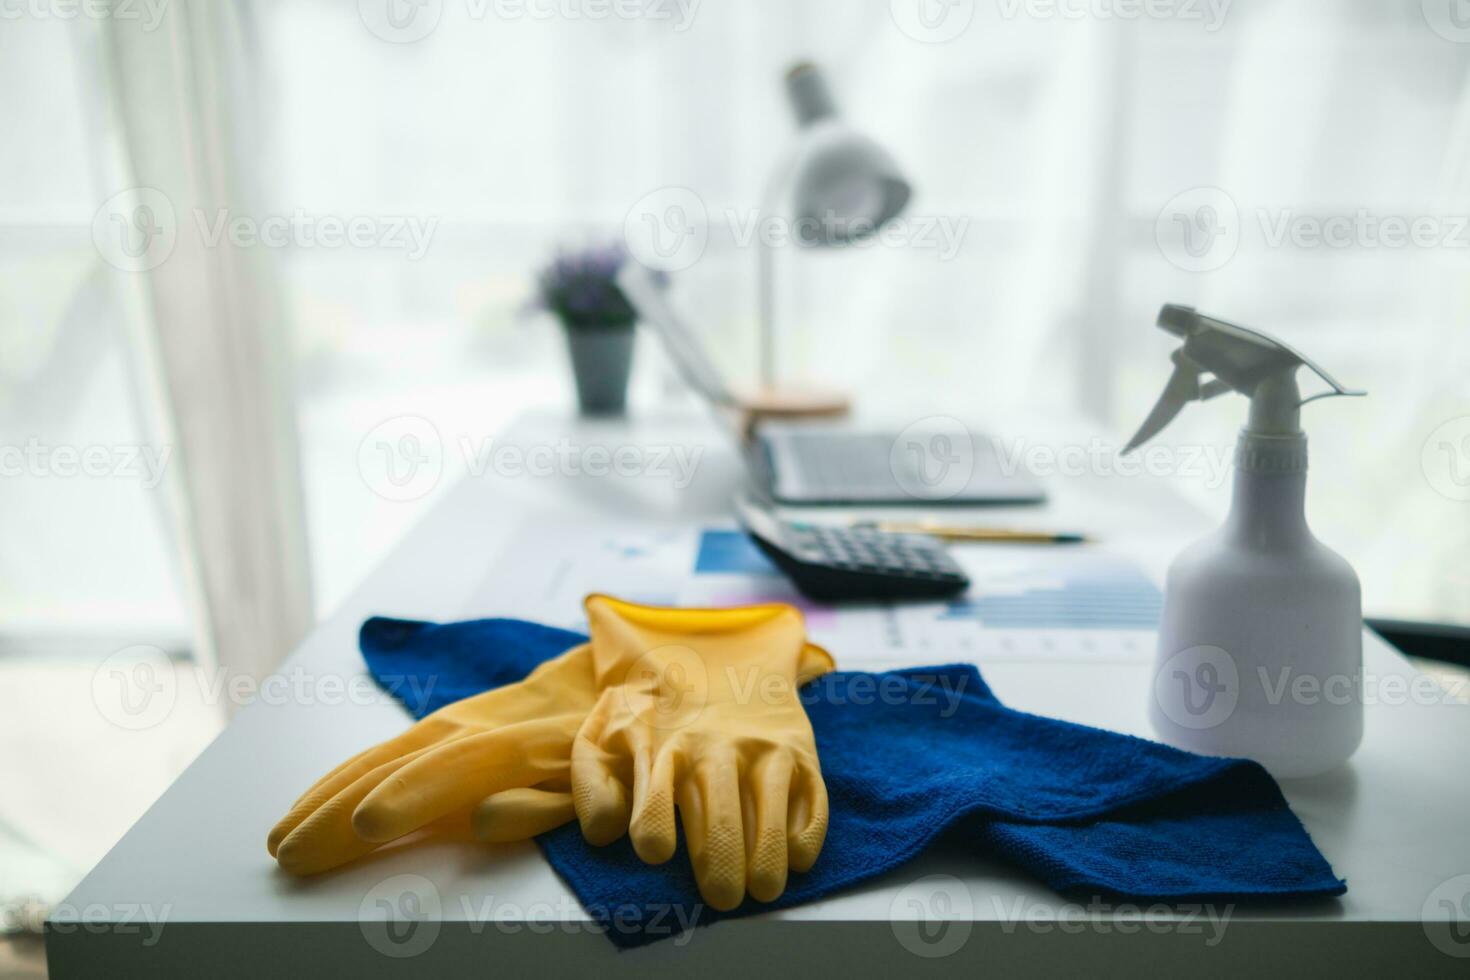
left=853, top=521, right=1090, bottom=544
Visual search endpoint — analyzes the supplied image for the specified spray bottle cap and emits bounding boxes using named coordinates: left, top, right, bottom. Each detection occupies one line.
left=1124, top=304, right=1365, bottom=454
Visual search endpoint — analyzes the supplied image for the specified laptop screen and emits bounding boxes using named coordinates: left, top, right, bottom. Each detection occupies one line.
left=616, top=263, right=737, bottom=408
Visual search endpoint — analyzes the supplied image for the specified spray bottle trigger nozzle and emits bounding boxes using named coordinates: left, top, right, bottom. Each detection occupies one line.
left=1297, top=386, right=1367, bottom=408
left=1125, top=305, right=1365, bottom=453
left=1122, top=353, right=1199, bottom=454
left=1199, top=378, right=1232, bottom=400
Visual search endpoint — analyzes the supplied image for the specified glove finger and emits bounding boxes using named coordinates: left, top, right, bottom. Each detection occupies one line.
left=675, top=778, right=707, bottom=897
left=787, top=758, right=829, bottom=873
left=275, top=744, right=442, bottom=875
left=354, top=719, right=573, bottom=843
left=267, top=719, right=456, bottom=857
left=629, top=745, right=680, bottom=865
left=687, top=746, right=746, bottom=912
left=472, top=787, right=576, bottom=842
left=744, top=750, right=794, bottom=903
left=571, top=730, right=631, bottom=847
left=795, top=641, right=836, bottom=685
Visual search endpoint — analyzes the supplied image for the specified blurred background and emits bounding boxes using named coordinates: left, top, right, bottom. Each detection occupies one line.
left=4, top=0, right=1470, bottom=962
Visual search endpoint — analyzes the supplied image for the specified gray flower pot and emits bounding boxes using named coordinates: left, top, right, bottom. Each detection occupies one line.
left=563, top=321, right=634, bottom=416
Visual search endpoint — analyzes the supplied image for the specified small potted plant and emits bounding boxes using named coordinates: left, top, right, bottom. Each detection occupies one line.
left=533, top=243, right=651, bottom=416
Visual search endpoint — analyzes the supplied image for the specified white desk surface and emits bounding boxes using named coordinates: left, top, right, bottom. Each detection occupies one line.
left=48, top=410, right=1470, bottom=978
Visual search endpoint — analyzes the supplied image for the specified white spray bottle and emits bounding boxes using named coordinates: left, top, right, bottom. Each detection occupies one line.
left=1125, top=305, right=1366, bottom=779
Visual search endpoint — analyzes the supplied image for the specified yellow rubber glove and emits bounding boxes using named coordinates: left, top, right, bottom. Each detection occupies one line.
left=472, top=631, right=835, bottom=850
left=268, top=602, right=834, bottom=877
left=266, top=642, right=597, bottom=875
left=565, top=595, right=833, bottom=910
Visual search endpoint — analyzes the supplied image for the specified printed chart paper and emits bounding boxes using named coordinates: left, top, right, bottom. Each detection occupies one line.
left=466, top=523, right=1163, bottom=666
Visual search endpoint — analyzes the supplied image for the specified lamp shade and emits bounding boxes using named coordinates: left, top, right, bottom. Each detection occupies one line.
left=782, top=63, right=911, bottom=246
left=756, top=62, right=912, bottom=387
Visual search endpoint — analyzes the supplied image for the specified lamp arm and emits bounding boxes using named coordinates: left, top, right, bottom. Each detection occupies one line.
left=757, top=142, right=801, bottom=389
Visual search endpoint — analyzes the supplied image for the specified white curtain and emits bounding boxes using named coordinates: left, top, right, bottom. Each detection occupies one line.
left=102, top=3, right=313, bottom=683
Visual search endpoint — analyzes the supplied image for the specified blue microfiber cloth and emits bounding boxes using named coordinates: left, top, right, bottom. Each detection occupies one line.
left=361, top=616, right=1345, bottom=947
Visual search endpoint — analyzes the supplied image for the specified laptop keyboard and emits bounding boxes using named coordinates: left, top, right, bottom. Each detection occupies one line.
left=781, top=433, right=908, bottom=493
left=760, top=427, right=1038, bottom=505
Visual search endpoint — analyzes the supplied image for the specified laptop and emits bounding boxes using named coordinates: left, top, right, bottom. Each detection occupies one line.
left=616, top=265, right=1045, bottom=506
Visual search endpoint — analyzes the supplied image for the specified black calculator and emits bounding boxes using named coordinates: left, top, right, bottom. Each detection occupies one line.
left=736, top=499, right=970, bottom=602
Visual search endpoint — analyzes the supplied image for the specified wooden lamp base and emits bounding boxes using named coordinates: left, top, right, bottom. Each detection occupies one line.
left=729, top=386, right=850, bottom=439
left=737, top=386, right=851, bottom=420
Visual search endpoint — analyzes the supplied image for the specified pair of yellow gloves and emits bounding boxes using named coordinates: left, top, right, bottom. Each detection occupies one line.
left=268, top=596, right=833, bottom=910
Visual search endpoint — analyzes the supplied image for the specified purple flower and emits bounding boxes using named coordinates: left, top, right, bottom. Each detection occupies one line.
left=531, top=242, right=668, bottom=329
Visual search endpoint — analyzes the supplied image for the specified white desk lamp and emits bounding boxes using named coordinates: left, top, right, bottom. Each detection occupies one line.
left=756, top=62, right=912, bottom=407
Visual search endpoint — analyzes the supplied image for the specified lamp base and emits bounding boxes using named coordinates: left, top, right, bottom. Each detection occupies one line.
left=733, top=386, right=850, bottom=437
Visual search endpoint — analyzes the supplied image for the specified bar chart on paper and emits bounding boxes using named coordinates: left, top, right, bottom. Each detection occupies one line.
left=938, top=551, right=1163, bottom=630
left=471, top=524, right=1163, bottom=664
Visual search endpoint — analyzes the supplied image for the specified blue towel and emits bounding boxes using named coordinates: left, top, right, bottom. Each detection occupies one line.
left=361, top=617, right=1345, bottom=947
